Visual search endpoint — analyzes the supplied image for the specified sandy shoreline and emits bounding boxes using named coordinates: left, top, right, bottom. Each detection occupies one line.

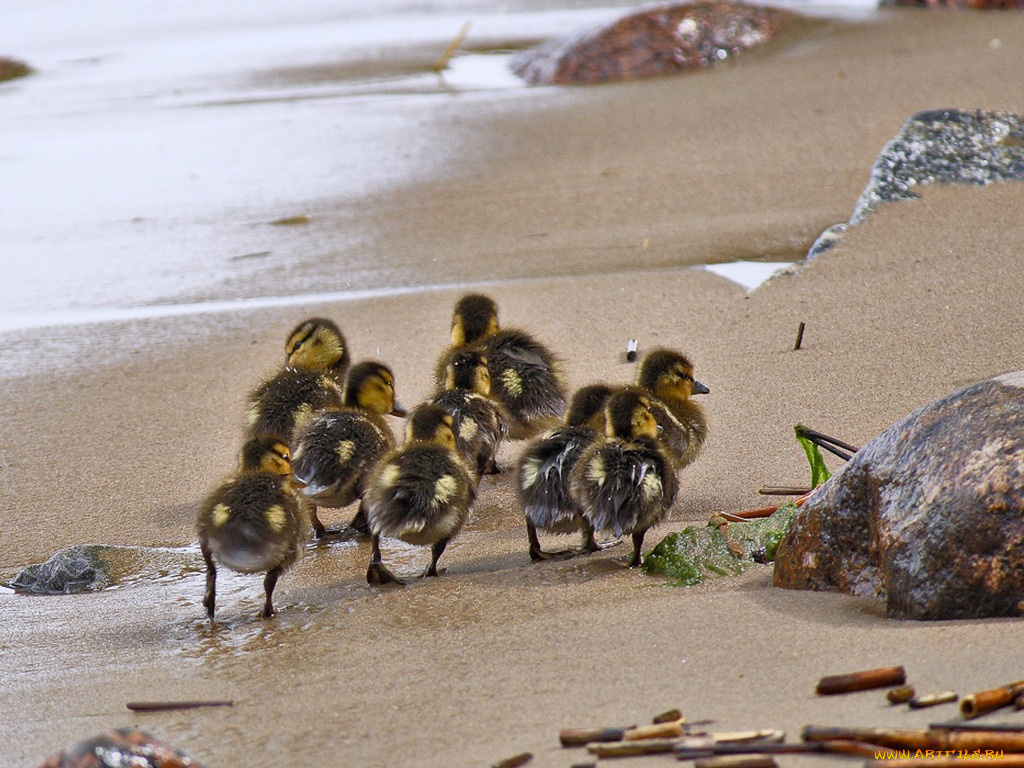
left=3, top=8, right=1024, bottom=768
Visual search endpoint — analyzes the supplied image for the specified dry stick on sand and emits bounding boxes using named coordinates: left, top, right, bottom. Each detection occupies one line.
left=909, top=691, right=959, bottom=710
left=815, top=665, right=907, bottom=695
left=803, top=724, right=1024, bottom=752
left=793, top=321, right=806, bottom=351
left=589, top=728, right=783, bottom=759
left=674, top=738, right=879, bottom=761
left=715, top=492, right=811, bottom=524
left=491, top=752, right=532, bottom=768
left=126, top=700, right=234, bottom=712
left=431, top=20, right=471, bottom=72
left=960, top=679, right=1024, bottom=719
left=887, top=686, right=916, bottom=705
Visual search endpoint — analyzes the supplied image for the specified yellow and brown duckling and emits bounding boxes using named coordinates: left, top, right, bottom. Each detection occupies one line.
left=569, top=387, right=677, bottom=568
left=517, top=383, right=616, bottom=561
left=430, top=347, right=509, bottom=479
left=197, top=436, right=311, bottom=620
left=290, top=360, right=405, bottom=537
left=245, top=365, right=344, bottom=446
left=636, top=348, right=709, bottom=470
left=436, top=293, right=567, bottom=440
left=285, top=317, right=351, bottom=384
left=363, top=403, right=476, bottom=586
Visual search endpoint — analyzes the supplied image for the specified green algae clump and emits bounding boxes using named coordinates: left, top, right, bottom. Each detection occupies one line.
left=642, top=504, right=799, bottom=586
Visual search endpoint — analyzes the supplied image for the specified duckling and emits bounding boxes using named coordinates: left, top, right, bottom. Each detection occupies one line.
left=436, top=292, right=567, bottom=440
left=290, top=360, right=405, bottom=537
left=569, top=387, right=677, bottom=568
left=430, top=348, right=509, bottom=478
left=245, top=366, right=344, bottom=445
left=285, top=317, right=351, bottom=384
left=363, top=403, right=476, bottom=585
left=517, top=383, right=616, bottom=561
left=197, top=436, right=311, bottom=620
left=636, top=348, right=710, bottom=470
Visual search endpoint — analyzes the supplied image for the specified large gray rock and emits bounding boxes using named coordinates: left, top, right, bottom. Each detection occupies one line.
left=809, top=109, right=1024, bottom=257
left=773, top=372, right=1024, bottom=620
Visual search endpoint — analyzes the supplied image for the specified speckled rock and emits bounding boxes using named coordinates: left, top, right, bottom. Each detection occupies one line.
left=809, top=109, right=1024, bottom=256
left=38, top=728, right=205, bottom=768
left=509, top=1, right=785, bottom=86
left=773, top=372, right=1024, bottom=620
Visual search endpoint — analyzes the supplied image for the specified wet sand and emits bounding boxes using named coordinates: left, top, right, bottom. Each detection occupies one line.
left=3, top=8, right=1024, bottom=768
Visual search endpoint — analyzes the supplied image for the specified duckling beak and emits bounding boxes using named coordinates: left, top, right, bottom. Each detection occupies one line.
left=390, top=402, right=408, bottom=418
left=693, top=380, right=710, bottom=395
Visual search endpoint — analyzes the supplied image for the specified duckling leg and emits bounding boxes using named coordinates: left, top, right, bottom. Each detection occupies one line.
left=423, top=538, right=450, bottom=577
left=527, top=520, right=576, bottom=562
left=201, top=541, right=217, bottom=620
left=479, top=453, right=501, bottom=476
left=628, top=530, right=646, bottom=568
left=347, top=504, right=371, bottom=536
left=261, top=566, right=283, bottom=618
left=310, top=504, right=327, bottom=539
left=366, top=534, right=405, bottom=586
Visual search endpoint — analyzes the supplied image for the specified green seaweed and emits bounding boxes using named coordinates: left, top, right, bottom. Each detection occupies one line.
left=794, top=424, right=832, bottom=487
left=641, top=505, right=799, bottom=586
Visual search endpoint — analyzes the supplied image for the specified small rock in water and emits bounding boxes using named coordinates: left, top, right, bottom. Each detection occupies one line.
left=38, top=728, right=205, bottom=768
left=773, top=371, right=1024, bottom=620
left=509, top=1, right=785, bottom=86
left=881, top=0, right=1024, bottom=7
left=11, top=545, right=110, bottom=594
left=810, top=109, right=1024, bottom=256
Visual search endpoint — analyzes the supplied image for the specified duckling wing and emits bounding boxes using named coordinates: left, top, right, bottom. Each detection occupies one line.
left=517, top=426, right=595, bottom=532
left=365, top=445, right=475, bottom=545
left=197, top=473, right=305, bottom=574
left=432, top=390, right=509, bottom=469
left=482, top=329, right=567, bottom=428
left=571, top=439, right=675, bottom=537
left=246, top=368, right=344, bottom=442
left=291, top=411, right=391, bottom=505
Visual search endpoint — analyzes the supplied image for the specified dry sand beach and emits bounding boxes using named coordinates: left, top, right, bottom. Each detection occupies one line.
left=2, top=7, right=1024, bottom=768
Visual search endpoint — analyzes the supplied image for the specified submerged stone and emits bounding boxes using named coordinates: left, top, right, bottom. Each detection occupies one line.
left=773, top=372, right=1024, bottom=620
left=10, top=544, right=198, bottom=594
left=509, top=1, right=785, bottom=86
left=810, top=109, right=1024, bottom=256
left=38, top=728, right=205, bottom=768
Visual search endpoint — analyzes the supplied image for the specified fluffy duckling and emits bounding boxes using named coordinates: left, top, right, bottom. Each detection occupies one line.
left=430, top=348, right=509, bottom=478
left=197, top=436, right=311, bottom=620
left=437, top=293, right=567, bottom=440
left=290, top=360, right=404, bottom=537
left=637, top=348, right=709, bottom=470
left=517, top=383, right=615, bottom=561
left=363, top=404, right=476, bottom=585
left=245, top=366, right=344, bottom=445
left=569, top=387, right=677, bottom=568
left=285, top=317, right=351, bottom=384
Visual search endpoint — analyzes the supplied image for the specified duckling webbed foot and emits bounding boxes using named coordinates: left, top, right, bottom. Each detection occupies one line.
left=366, top=561, right=406, bottom=586
left=367, top=534, right=406, bottom=586
left=526, top=521, right=576, bottom=562
left=627, top=530, right=647, bottom=568
left=581, top=523, right=622, bottom=555
left=311, top=506, right=327, bottom=539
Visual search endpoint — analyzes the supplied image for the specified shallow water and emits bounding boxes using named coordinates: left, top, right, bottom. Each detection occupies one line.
left=2, top=0, right=874, bottom=333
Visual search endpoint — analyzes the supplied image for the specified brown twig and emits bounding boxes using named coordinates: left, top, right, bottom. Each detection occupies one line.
left=961, top=679, right=1024, bottom=719
left=887, top=686, right=916, bottom=705
left=126, top=700, right=234, bottom=712
left=492, top=752, right=532, bottom=768
left=560, top=726, right=632, bottom=747
left=757, top=486, right=812, bottom=496
left=909, top=691, right=958, bottom=709
left=431, top=20, right=471, bottom=72
left=803, top=724, right=1024, bottom=752
left=815, top=666, right=906, bottom=695
left=793, top=321, right=806, bottom=351
left=716, top=493, right=811, bottom=524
